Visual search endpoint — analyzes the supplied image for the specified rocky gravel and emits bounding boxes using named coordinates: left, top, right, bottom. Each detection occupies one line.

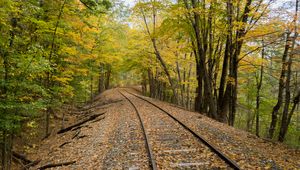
left=25, top=88, right=299, bottom=169
left=122, top=91, right=230, bottom=169
left=127, top=88, right=300, bottom=169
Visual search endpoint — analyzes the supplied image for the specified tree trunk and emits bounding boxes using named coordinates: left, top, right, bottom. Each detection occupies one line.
left=140, top=2, right=178, bottom=102
left=98, top=63, right=105, bottom=94
left=278, top=0, right=298, bottom=141
left=218, top=37, right=230, bottom=122
left=45, top=0, right=66, bottom=139
left=148, top=69, right=155, bottom=97
left=193, top=44, right=204, bottom=112
left=176, top=59, right=186, bottom=106
left=268, top=32, right=291, bottom=139
left=280, top=90, right=300, bottom=141
left=184, top=0, right=204, bottom=113
left=246, top=77, right=252, bottom=131
left=255, top=39, right=265, bottom=137
left=45, top=109, right=50, bottom=138
left=105, top=64, right=111, bottom=90
left=142, top=72, right=147, bottom=95
left=2, top=131, right=7, bottom=170
left=191, top=0, right=217, bottom=118
left=90, top=75, right=93, bottom=101
left=186, top=54, right=193, bottom=109
left=228, top=0, right=253, bottom=126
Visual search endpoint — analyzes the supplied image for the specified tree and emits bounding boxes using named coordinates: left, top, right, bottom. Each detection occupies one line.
left=277, top=0, right=299, bottom=142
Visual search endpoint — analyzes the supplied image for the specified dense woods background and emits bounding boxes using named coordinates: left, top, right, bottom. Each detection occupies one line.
left=0, top=0, right=299, bottom=169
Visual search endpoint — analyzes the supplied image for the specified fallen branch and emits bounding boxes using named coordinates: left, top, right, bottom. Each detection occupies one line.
left=38, top=161, right=76, bottom=170
left=77, top=135, right=87, bottom=139
left=59, top=141, right=71, bottom=148
left=91, top=116, right=105, bottom=123
left=73, top=109, right=93, bottom=115
left=71, top=125, right=89, bottom=131
left=12, top=151, right=41, bottom=169
left=12, top=151, right=32, bottom=165
left=12, top=155, right=27, bottom=169
left=57, top=112, right=105, bottom=134
left=23, top=160, right=41, bottom=170
left=72, top=130, right=81, bottom=139
left=261, top=137, right=277, bottom=144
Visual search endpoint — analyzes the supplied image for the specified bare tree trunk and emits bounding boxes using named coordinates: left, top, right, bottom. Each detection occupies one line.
left=218, top=0, right=232, bottom=122
left=268, top=32, right=291, bottom=139
left=183, top=0, right=205, bottom=113
left=7, top=135, right=12, bottom=170
left=148, top=69, right=155, bottom=97
left=278, top=0, right=299, bottom=142
left=98, top=63, right=105, bottom=94
left=45, top=108, right=50, bottom=137
left=191, top=0, right=217, bottom=118
left=176, top=60, right=185, bottom=106
left=2, top=131, right=7, bottom=170
left=281, top=90, right=300, bottom=141
left=186, top=53, right=193, bottom=109
left=0, top=132, right=12, bottom=170
left=193, top=47, right=204, bottom=112
left=279, top=53, right=292, bottom=142
left=228, top=0, right=254, bottom=126
left=255, top=39, right=265, bottom=137
left=246, top=77, right=252, bottom=131
left=182, top=54, right=187, bottom=107
left=105, top=64, right=111, bottom=90
left=90, top=75, right=93, bottom=101
left=154, top=69, right=159, bottom=99
left=142, top=72, right=147, bottom=95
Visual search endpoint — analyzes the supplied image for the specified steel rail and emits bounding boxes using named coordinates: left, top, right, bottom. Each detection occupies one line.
left=118, top=90, right=157, bottom=170
left=124, top=90, right=241, bottom=170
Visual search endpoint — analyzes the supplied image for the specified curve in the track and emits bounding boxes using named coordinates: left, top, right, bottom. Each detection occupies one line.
left=118, top=90, right=157, bottom=170
left=123, top=89, right=241, bottom=170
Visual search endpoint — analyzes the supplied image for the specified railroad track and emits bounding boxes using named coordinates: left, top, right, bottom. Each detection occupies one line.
left=119, top=90, right=157, bottom=170
left=119, top=89, right=240, bottom=170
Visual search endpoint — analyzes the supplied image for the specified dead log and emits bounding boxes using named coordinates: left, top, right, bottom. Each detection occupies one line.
left=57, top=112, right=105, bottom=134
left=38, top=161, right=76, bottom=170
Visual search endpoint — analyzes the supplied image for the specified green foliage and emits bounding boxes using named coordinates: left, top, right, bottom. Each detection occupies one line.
left=0, top=0, right=115, bottom=134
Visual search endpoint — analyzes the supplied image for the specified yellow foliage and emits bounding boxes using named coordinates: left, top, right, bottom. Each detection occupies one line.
left=19, top=96, right=32, bottom=102
left=53, top=76, right=72, bottom=85
left=63, top=47, right=78, bottom=56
